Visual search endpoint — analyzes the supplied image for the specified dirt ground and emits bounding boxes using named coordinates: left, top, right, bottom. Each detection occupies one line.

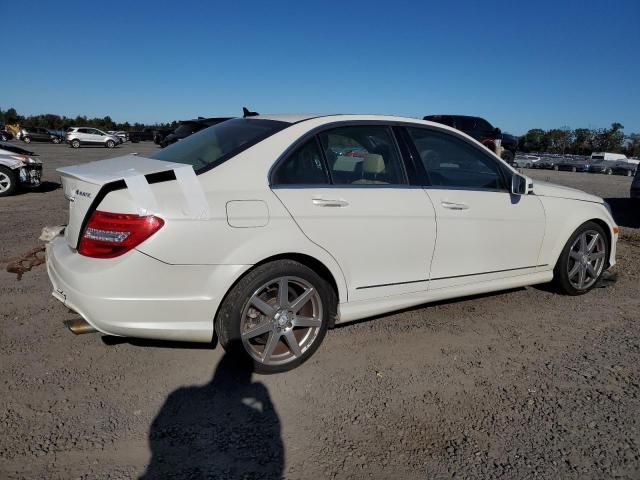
left=1, top=142, right=639, bottom=479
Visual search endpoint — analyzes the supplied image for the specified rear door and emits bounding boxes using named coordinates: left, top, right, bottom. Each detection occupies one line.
left=404, top=126, right=546, bottom=289
left=272, top=123, right=437, bottom=302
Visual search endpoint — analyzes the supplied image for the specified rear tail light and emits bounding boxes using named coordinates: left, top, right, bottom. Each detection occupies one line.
left=78, top=211, right=164, bottom=258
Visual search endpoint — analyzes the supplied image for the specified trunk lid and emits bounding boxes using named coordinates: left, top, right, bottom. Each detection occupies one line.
left=58, top=154, right=186, bottom=248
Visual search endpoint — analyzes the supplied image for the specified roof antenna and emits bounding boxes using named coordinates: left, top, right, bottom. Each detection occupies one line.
left=243, top=107, right=259, bottom=118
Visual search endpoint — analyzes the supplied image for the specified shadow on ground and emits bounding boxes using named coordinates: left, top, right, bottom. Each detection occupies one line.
left=139, top=344, right=283, bottom=479
left=605, top=197, right=640, bottom=229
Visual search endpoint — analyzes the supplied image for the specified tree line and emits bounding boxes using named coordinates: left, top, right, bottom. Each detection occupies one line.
left=0, top=107, right=178, bottom=132
left=518, top=123, right=639, bottom=157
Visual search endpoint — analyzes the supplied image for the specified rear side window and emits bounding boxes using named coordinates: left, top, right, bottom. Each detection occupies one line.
left=407, top=127, right=505, bottom=190
left=153, top=118, right=289, bottom=172
left=272, top=139, right=329, bottom=185
left=318, top=126, right=406, bottom=185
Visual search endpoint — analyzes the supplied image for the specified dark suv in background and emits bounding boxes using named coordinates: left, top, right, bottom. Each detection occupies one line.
left=423, top=114, right=518, bottom=163
left=159, top=117, right=232, bottom=147
left=21, top=127, right=64, bottom=144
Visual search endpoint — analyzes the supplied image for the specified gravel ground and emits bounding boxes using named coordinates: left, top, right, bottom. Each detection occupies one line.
left=1, top=142, right=639, bottom=479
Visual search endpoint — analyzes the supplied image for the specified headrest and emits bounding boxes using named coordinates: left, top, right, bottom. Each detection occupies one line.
left=362, top=154, right=385, bottom=174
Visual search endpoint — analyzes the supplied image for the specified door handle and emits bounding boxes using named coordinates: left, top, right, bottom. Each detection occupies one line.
left=441, top=201, right=469, bottom=210
left=312, top=198, right=349, bottom=207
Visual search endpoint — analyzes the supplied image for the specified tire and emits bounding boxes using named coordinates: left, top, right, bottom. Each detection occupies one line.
left=553, top=165, right=559, bottom=171
left=71, top=139, right=80, bottom=148
left=553, top=221, right=608, bottom=296
left=23, top=136, right=31, bottom=144
left=105, top=140, right=115, bottom=148
left=52, top=137, right=61, bottom=144
left=215, top=259, right=336, bottom=374
left=0, top=166, right=18, bottom=197
left=627, top=170, right=633, bottom=177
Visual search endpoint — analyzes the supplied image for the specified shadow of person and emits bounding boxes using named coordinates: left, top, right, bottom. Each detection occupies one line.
left=141, top=344, right=283, bottom=479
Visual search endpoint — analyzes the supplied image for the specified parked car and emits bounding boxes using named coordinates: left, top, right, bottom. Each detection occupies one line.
left=46, top=113, right=618, bottom=373
left=586, top=159, right=618, bottom=174
left=0, top=142, right=43, bottom=196
left=610, top=162, right=637, bottom=177
left=513, top=155, right=541, bottom=168
left=107, top=131, right=128, bottom=144
left=66, top=127, right=120, bottom=148
left=21, top=127, right=64, bottom=144
left=532, top=157, right=557, bottom=170
left=631, top=167, right=640, bottom=199
left=129, top=129, right=156, bottom=143
left=423, top=114, right=517, bottom=163
left=0, top=126, right=14, bottom=141
left=160, top=117, right=232, bottom=147
left=553, top=158, right=590, bottom=172
left=153, top=129, right=172, bottom=145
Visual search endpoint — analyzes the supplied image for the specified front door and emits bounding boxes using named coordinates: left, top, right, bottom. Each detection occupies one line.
left=272, top=124, right=437, bottom=301
left=405, top=126, right=546, bottom=289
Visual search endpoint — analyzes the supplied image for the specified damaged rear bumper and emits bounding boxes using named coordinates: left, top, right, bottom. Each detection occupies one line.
left=46, top=235, right=248, bottom=343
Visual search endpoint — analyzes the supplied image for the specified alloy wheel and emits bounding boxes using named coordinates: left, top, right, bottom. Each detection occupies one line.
left=0, top=171, right=11, bottom=193
left=240, top=276, right=322, bottom=366
left=567, top=230, right=606, bottom=290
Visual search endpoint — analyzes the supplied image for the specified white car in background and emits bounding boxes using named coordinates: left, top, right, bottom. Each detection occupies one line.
left=65, top=127, right=120, bottom=149
left=0, top=142, right=43, bottom=196
left=46, top=113, right=618, bottom=372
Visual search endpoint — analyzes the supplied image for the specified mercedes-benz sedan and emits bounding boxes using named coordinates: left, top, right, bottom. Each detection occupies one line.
left=46, top=113, right=618, bottom=372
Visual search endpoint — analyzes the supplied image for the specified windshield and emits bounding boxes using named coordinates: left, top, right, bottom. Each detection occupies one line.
left=152, top=118, right=289, bottom=171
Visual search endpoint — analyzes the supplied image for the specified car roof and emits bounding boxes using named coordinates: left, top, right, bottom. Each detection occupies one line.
left=249, top=113, right=439, bottom=126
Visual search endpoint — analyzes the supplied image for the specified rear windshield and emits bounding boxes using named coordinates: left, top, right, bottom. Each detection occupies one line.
left=152, top=118, right=289, bottom=172
left=592, top=155, right=604, bottom=160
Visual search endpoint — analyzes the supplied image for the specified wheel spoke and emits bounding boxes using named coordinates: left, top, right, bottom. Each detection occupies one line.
left=568, top=261, right=580, bottom=278
left=586, top=234, right=599, bottom=253
left=284, top=330, right=302, bottom=357
left=293, top=315, right=322, bottom=328
left=589, top=251, right=605, bottom=260
left=569, top=250, right=582, bottom=260
left=277, top=277, right=289, bottom=308
left=250, top=296, right=276, bottom=318
left=579, top=233, right=587, bottom=253
left=242, top=321, right=272, bottom=340
left=578, top=265, right=586, bottom=288
left=586, top=263, right=596, bottom=278
left=262, top=331, right=280, bottom=363
left=289, top=288, right=315, bottom=313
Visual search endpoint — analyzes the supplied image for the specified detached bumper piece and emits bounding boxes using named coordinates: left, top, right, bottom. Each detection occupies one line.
left=19, top=164, right=42, bottom=188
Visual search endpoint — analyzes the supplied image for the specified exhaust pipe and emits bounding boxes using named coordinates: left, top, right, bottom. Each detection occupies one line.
left=64, top=318, right=97, bottom=335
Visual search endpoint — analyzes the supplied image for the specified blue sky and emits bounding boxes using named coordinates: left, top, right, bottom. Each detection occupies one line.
left=2, top=0, right=638, bottom=134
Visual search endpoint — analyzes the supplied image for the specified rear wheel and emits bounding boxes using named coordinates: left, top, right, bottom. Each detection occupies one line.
left=553, top=221, right=608, bottom=295
left=216, top=260, right=335, bottom=373
left=71, top=139, right=80, bottom=148
left=0, top=166, right=18, bottom=197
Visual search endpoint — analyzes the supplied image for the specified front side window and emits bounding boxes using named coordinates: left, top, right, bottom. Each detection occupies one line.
left=272, top=139, right=329, bottom=185
left=153, top=118, right=289, bottom=171
left=318, top=126, right=406, bottom=185
left=407, top=127, right=505, bottom=190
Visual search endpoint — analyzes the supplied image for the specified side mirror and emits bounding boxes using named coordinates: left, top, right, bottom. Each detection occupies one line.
left=511, top=173, right=532, bottom=195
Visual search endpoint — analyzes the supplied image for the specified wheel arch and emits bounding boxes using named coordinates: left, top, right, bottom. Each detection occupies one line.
left=550, top=217, right=614, bottom=271
left=212, top=252, right=344, bottom=340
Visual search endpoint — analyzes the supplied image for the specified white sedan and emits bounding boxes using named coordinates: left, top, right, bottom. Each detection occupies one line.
left=46, top=113, right=618, bottom=372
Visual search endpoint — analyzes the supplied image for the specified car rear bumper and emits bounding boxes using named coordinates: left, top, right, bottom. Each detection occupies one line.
left=46, top=235, right=248, bottom=342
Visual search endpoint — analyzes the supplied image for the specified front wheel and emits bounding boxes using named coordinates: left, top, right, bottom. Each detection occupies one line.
left=216, top=260, right=335, bottom=373
left=0, top=166, right=18, bottom=197
left=70, top=139, right=80, bottom=148
left=553, top=221, right=608, bottom=295
left=105, top=140, right=115, bottom=148
left=606, top=168, right=612, bottom=175
left=571, top=166, right=577, bottom=172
